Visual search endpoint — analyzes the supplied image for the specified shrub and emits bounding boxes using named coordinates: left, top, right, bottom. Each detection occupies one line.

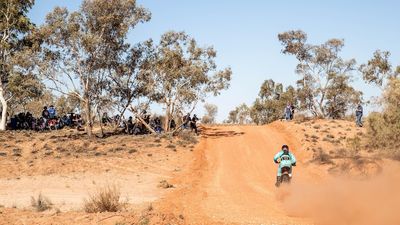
left=313, top=150, right=334, bottom=164
left=366, top=78, right=400, bottom=150
left=346, top=136, right=361, bottom=154
left=31, top=193, right=52, bottom=212
left=158, top=180, right=173, bottom=189
left=177, top=131, right=198, bottom=144
left=326, top=134, right=335, bottom=139
left=313, top=125, right=321, bottom=129
left=84, top=185, right=123, bottom=213
left=128, top=149, right=137, bottom=154
left=166, top=144, right=176, bottom=149
left=12, top=148, right=22, bottom=157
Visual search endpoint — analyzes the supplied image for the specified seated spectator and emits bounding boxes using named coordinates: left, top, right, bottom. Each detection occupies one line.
left=48, top=105, right=56, bottom=119
left=102, top=112, right=110, bottom=125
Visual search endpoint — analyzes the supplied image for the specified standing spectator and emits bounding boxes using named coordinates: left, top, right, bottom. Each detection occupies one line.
left=284, top=103, right=292, bottom=121
left=191, top=114, right=199, bottom=134
left=290, top=104, right=295, bottom=120
left=183, top=113, right=191, bottom=129
left=356, top=104, right=363, bottom=127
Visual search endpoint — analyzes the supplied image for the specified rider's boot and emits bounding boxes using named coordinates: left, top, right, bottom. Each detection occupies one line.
left=275, top=176, right=281, bottom=187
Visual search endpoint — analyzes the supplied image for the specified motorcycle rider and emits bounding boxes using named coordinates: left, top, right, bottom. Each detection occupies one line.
left=273, top=144, right=296, bottom=187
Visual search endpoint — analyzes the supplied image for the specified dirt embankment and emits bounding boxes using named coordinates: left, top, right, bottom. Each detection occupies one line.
left=157, top=120, right=400, bottom=225
left=1, top=120, right=400, bottom=225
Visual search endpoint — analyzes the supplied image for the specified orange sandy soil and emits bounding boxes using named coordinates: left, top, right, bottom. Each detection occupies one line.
left=1, top=120, right=400, bottom=225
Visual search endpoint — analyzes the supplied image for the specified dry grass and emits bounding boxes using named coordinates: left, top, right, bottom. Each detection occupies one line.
left=176, top=131, right=198, bottom=144
left=312, top=150, right=334, bottom=165
left=313, top=125, right=321, bottom=129
left=158, top=180, right=174, bottom=189
left=84, top=185, right=124, bottom=213
left=31, top=193, right=52, bottom=212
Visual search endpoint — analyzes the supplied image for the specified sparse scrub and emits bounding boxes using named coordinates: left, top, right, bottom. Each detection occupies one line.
left=84, top=185, right=123, bottom=213
left=158, top=180, right=174, bottom=189
left=139, top=218, right=150, bottom=225
left=313, top=150, right=334, bottom=164
left=55, top=146, right=66, bottom=152
left=44, top=150, right=53, bottom=156
left=12, top=148, right=22, bottom=157
left=129, top=149, right=137, bottom=154
left=346, top=136, right=361, bottom=155
left=293, top=114, right=310, bottom=123
left=313, top=125, right=321, bottom=129
left=310, top=135, right=319, bottom=139
left=31, top=193, right=52, bottom=212
left=177, top=131, right=198, bottom=145
left=326, top=134, right=335, bottom=139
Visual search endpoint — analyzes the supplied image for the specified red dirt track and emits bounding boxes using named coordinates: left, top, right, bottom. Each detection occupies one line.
left=159, top=122, right=400, bottom=225
left=160, top=123, right=315, bottom=224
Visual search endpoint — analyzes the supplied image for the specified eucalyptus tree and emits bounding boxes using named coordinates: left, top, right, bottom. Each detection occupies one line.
left=226, top=103, right=251, bottom=125
left=201, top=103, right=218, bottom=124
left=278, top=30, right=362, bottom=118
left=0, top=0, right=38, bottom=130
left=360, top=50, right=400, bottom=149
left=359, top=50, right=399, bottom=88
left=143, top=31, right=232, bottom=131
left=38, top=0, right=150, bottom=137
left=250, top=79, right=296, bottom=124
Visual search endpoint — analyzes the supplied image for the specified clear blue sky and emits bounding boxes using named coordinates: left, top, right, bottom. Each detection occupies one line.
left=29, top=0, right=400, bottom=121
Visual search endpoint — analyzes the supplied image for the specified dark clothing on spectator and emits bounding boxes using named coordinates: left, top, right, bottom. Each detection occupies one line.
left=356, top=105, right=363, bottom=127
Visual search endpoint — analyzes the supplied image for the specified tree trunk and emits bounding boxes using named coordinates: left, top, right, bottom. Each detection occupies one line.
left=0, top=86, right=7, bottom=131
left=164, top=103, right=171, bottom=132
left=97, top=109, right=104, bottom=137
left=84, top=95, right=93, bottom=137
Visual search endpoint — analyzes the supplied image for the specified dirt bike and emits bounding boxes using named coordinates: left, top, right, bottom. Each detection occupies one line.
left=277, top=155, right=294, bottom=187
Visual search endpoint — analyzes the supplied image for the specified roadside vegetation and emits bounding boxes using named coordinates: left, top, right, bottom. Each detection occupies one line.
left=0, top=0, right=231, bottom=137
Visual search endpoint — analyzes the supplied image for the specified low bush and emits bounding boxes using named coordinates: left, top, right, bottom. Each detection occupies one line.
left=312, top=150, right=334, bottom=165
left=31, top=193, right=52, bottom=212
left=84, top=185, right=123, bottom=213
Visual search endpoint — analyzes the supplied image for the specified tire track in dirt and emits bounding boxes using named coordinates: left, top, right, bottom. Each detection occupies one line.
left=161, top=123, right=313, bottom=224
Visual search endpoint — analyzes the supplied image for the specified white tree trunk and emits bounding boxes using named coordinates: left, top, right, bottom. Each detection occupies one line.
left=84, top=96, right=93, bottom=138
left=0, top=85, right=8, bottom=131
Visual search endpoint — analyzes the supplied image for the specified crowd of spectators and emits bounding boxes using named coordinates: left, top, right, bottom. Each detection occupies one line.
left=7, top=105, right=84, bottom=131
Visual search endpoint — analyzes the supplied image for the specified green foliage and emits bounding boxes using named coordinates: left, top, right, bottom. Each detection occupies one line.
left=143, top=31, right=231, bottom=130
left=38, top=0, right=151, bottom=136
left=278, top=30, right=362, bottom=118
left=0, top=0, right=37, bottom=130
left=55, top=94, right=80, bottom=115
left=226, top=103, right=251, bottom=124
left=202, top=103, right=218, bottom=124
left=250, top=79, right=296, bottom=125
left=325, top=75, right=362, bottom=119
left=359, top=50, right=395, bottom=87
left=366, top=78, right=400, bottom=149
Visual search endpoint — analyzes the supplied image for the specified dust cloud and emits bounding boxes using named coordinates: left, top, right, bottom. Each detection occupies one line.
left=279, top=170, right=400, bottom=225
